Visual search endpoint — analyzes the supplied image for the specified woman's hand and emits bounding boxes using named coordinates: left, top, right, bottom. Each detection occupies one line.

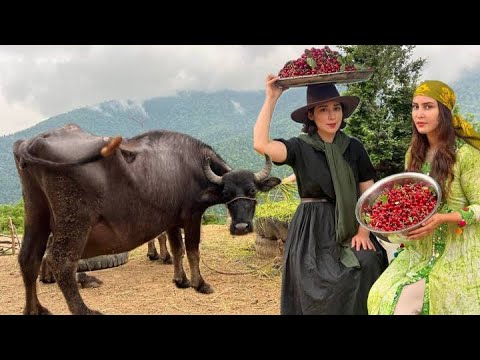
left=265, top=74, right=287, bottom=100
left=351, top=233, right=376, bottom=251
left=406, top=213, right=445, bottom=240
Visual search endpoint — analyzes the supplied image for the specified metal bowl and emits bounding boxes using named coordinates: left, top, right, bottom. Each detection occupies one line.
left=355, top=172, right=442, bottom=244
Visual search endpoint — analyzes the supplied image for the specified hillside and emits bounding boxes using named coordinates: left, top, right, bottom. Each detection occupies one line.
left=0, top=89, right=305, bottom=204
left=452, top=70, right=480, bottom=118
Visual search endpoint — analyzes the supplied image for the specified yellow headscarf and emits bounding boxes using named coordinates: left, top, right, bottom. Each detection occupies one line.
left=413, top=80, right=480, bottom=151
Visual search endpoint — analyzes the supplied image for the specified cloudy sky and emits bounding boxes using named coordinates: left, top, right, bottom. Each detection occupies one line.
left=1, top=45, right=479, bottom=135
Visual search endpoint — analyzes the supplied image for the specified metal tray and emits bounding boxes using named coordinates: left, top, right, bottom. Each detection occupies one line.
left=276, top=70, right=374, bottom=88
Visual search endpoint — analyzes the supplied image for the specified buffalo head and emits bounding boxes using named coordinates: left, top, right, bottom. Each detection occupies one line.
left=203, top=155, right=281, bottom=235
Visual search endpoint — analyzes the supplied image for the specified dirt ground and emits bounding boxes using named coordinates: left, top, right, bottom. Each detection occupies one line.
left=0, top=225, right=282, bottom=315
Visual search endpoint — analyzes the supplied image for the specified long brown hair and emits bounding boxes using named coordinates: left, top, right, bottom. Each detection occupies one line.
left=407, top=101, right=456, bottom=197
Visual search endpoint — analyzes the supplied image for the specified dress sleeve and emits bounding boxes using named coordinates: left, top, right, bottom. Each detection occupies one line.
left=458, top=145, right=480, bottom=223
left=357, top=141, right=376, bottom=182
left=272, top=137, right=298, bottom=167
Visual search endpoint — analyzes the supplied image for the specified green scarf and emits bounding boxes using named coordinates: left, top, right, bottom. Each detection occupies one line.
left=298, top=131, right=361, bottom=269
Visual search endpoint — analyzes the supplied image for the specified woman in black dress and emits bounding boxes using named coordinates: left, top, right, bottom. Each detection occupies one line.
left=253, top=74, right=388, bottom=315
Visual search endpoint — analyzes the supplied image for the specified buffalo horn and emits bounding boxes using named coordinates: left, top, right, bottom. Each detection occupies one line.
left=203, top=157, right=223, bottom=185
left=253, top=155, right=272, bottom=182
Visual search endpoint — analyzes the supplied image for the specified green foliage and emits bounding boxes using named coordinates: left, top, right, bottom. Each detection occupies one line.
left=338, top=45, right=426, bottom=180
left=257, top=181, right=299, bottom=204
left=255, top=200, right=299, bottom=222
left=255, top=174, right=300, bottom=222
left=0, top=200, right=24, bottom=234
left=202, top=210, right=227, bottom=225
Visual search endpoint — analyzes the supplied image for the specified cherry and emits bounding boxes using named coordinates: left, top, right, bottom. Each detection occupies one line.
left=362, top=182, right=438, bottom=232
left=278, top=46, right=358, bottom=78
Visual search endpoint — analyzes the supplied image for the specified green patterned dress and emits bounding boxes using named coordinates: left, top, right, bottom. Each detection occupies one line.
left=367, top=144, right=480, bottom=315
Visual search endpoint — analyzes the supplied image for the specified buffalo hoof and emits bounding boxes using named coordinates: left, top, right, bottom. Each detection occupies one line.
left=85, top=309, right=103, bottom=315
left=195, top=281, right=214, bottom=294
left=147, top=253, right=160, bottom=261
left=173, top=276, right=191, bottom=289
left=77, top=309, right=103, bottom=315
left=39, top=274, right=56, bottom=283
left=160, top=254, right=173, bottom=264
left=24, top=305, right=52, bottom=315
left=39, top=268, right=56, bottom=283
left=77, top=272, right=103, bottom=288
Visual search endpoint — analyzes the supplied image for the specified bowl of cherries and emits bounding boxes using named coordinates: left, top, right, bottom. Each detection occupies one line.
left=355, top=173, right=442, bottom=244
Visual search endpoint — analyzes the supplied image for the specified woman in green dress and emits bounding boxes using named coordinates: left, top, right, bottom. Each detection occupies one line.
left=368, top=80, right=480, bottom=315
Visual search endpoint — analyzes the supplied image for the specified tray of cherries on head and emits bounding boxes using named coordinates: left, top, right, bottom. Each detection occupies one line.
left=276, top=46, right=373, bottom=88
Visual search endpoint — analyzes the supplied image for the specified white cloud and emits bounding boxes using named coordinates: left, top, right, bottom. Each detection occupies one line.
left=1, top=45, right=479, bottom=135
left=0, top=93, right=45, bottom=135
left=413, top=45, right=480, bottom=83
left=231, top=100, right=245, bottom=115
left=108, top=99, right=149, bottom=118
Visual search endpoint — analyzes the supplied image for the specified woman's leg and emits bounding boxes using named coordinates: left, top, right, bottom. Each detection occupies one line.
left=394, top=278, right=426, bottom=315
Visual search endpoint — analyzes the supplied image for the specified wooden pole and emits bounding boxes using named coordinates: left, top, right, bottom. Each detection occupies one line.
left=8, top=217, right=15, bottom=255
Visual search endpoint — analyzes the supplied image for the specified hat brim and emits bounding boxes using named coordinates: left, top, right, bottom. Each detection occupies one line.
left=290, top=96, right=360, bottom=124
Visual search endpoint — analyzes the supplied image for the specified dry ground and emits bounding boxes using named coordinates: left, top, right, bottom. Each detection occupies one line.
left=0, top=225, right=282, bottom=315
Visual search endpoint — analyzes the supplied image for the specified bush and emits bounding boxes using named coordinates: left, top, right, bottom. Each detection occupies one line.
left=202, top=212, right=226, bottom=225
left=201, top=204, right=228, bottom=225
left=257, top=182, right=298, bottom=204
left=255, top=200, right=299, bottom=223
left=0, top=200, right=24, bottom=234
left=255, top=178, right=299, bottom=231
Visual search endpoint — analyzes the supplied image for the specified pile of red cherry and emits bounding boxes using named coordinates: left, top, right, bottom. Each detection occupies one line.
left=362, top=182, right=438, bottom=232
left=278, top=46, right=357, bottom=78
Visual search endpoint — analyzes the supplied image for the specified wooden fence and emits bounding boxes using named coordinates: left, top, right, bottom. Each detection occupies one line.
left=0, top=217, right=21, bottom=255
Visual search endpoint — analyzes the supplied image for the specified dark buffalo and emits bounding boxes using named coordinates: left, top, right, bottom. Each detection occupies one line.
left=14, top=124, right=280, bottom=315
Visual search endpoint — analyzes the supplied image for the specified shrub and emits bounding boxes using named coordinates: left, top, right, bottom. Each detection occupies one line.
left=255, top=200, right=299, bottom=223
left=0, top=200, right=24, bottom=234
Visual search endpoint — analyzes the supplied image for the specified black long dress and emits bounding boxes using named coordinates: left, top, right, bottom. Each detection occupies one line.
left=274, top=136, right=388, bottom=315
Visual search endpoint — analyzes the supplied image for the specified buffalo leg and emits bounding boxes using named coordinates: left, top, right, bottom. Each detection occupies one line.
left=44, top=175, right=101, bottom=315
left=76, top=272, right=103, bottom=288
left=40, top=258, right=103, bottom=289
left=39, top=234, right=56, bottom=283
left=167, top=227, right=190, bottom=288
left=157, top=232, right=172, bottom=264
left=18, top=185, right=51, bottom=315
left=47, top=227, right=101, bottom=315
left=147, top=239, right=160, bottom=260
left=40, top=234, right=102, bottom=289
left=19, top=219, right=51, bottom=314
left=147, top=232, right=172, bottom=264
left=185, top=216, right=213, bottom=294
left=39, top=258, right=56, bottom=283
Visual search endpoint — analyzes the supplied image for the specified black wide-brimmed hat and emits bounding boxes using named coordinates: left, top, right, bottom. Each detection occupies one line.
left=290, top=83, right=360, bottom=123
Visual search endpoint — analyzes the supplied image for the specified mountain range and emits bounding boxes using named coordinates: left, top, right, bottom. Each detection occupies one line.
left=0, top=88, right=306, bottom=203
left=1, top=70, right=480, bottom=204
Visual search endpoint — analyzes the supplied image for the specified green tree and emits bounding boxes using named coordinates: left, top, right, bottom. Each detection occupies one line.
left=0, top=200, right=24, bottom=234
left=339, top=45, right=426, bottom=179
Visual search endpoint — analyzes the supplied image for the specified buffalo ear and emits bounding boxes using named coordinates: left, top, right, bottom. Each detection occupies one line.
left=199, top=186, right=222, bottom=203
left=121, top=150, right=137, bottom=163
left=256, top=177, right=281, bottom=192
